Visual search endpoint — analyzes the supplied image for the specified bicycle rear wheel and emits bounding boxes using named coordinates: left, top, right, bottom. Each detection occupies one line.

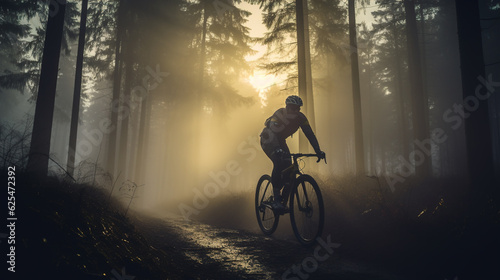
left=290, top=175, right=324, bottom=245
left=255, top=175, right=279, bottom=235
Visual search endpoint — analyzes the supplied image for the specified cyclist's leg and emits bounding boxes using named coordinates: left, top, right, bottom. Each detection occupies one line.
left=280, top=144, right=292, bottom=186
left=260, top=128, right=288, bottom=201
left=270, top=156, right=283, bottom=200
left=271, top=152, right=290, bottom=201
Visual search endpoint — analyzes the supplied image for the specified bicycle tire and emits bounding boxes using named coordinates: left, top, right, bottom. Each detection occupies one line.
left=290, top=174, right=324, bottom=245
left=255, top=174, right=279, bottom=235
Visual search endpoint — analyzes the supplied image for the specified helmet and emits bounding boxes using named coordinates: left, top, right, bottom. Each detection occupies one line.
left=285, top=95, right=303, bottom=106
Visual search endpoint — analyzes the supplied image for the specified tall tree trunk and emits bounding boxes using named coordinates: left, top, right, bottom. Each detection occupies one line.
left=349, top=0, right=365, bottom=174
left=296, top=0, right=315, bottom=152
left=107, top=1, right=124, bottom=177
left=303, top=0, right=315, bottom=131
left=455, top=0, right=495, bottom=189
left=27, top=2, right=67, bottom=177
left=418, top=0, right=431, bottom=171
left=135, top=89, right=151, bottom=184
left=118, top=51, right=133, bottom=177
left=116, top=2, right=136, bottom=178
left=365, top=49, right=376, bottom=175
left=67, top=0, right=89, bottom=177
left=389, top=9, right=410, bottom=163
left=393, top=24, right=409, bottom=160
left=404, top=0, right=430, bottom=177
left=133, top=45, right=152, bottom=184
left=192, top=4, right=209, bottom=181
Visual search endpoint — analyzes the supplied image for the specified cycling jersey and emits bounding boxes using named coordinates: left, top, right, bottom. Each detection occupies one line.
left=261, top=108, right=321, bottom=154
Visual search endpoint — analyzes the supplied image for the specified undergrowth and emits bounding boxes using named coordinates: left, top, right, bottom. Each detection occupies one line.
left=1, top=171, right=192, bottom=280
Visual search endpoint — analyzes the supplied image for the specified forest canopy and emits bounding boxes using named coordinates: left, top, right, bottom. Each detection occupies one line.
left=0, top=0, right=498, bottom=206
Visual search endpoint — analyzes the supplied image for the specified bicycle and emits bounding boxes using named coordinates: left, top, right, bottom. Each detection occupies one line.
left=255, top=153, right=326, bottom=245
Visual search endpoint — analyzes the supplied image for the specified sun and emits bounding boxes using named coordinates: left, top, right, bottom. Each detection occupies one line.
left=248, top=71, right=280, bottom=107
left=248, top=71, right=278, bottom=93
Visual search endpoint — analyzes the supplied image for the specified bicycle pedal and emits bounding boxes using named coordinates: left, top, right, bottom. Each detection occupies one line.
left=260, top=202, right=272, bottom=210
left=274, top=206, right=289, bottom=215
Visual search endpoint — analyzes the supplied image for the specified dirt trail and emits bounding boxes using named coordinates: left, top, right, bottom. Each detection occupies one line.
left=131, top=211, right=420, bottom=280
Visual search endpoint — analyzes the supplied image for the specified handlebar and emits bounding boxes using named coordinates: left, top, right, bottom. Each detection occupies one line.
left=289, top=153, right=327, bottom=164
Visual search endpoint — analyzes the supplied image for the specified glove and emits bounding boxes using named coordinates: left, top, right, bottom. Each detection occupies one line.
left=315, top=151, right=325, bottom=163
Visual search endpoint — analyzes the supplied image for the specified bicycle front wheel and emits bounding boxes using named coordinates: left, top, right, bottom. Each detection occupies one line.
left=290, top=175, right=324, bottom=245
left=255, top=175, right=279, bottom=235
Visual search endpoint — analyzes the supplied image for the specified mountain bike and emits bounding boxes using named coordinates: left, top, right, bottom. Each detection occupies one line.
left=255, top=153, right=326, bottom=245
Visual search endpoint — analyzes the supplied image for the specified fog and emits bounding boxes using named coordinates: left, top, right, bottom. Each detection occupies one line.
left=1, top=0, right=499, bottom=218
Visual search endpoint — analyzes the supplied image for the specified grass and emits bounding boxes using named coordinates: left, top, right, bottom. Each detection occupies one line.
left=2, top=171, right=194, bottom=279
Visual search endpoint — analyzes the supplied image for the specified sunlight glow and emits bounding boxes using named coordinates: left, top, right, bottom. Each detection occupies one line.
left=248, top=72, right=278, bottom=108
left=248, top=73, right=277, bottom=93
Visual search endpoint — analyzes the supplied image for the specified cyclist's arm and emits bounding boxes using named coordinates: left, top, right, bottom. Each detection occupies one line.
left=302, top=125, right=321, bottom=154
left=299, top=115, right=321, bottom=154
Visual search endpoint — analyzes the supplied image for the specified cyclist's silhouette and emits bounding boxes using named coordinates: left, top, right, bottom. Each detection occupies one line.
left=260, top=95, right=325, bottom=212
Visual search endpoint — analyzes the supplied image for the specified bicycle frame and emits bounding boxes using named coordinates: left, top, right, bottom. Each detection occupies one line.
left=280, top=153, right=324, bottom=209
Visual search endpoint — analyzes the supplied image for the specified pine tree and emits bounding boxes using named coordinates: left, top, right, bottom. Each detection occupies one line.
left=455, top=0, right=495, bottom=191
left=349, top=0, right=365, bottom=174
left=26, top=1, right=67, bottom=176
left=67, top=0, right=89, bottom=177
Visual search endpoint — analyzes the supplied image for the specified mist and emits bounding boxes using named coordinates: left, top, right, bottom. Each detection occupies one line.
left=1, top=0, right=499, bottom=278
left=1, top=0, right=499, bottom=219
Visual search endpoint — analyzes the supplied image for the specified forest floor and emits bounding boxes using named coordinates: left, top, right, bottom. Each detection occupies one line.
left=177, top=174, right=500, bottom=280
left=130, top=210, right=418, bottom=280
left=2, top=172, right=499, bottom=279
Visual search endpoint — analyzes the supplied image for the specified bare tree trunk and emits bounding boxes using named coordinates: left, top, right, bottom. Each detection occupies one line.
left=455, top=0, right=495, bottom=189
left=134, top=87, right=150, bottom=184
left=392, top=25, right=409, bottom=159
left=303, top=0, right=315, bottom=131
left=27, top=2, right=67, bottom=177
left=296, top=0, right=315, bottom=152
left=418, top=0, right=431, bottom=172
left=67, top=0, right=89, bottom=176
left=365, top=51, right=376, bottom=175
left=107, top=1, right=125, bottom=177
left=118, top=52, right=133, bottom=177
left=116, top=2, right=137, bottom=179
left=192, top=4, right=209, bottom=181
left=404, top=0, right=430, bottom=177
left=349, top=0, right=365, bottom=174
left=134, top=47, right=154, bottom=184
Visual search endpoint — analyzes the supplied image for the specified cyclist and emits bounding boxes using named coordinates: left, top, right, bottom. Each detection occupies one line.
left=260, top=95, right=325, bottom=212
